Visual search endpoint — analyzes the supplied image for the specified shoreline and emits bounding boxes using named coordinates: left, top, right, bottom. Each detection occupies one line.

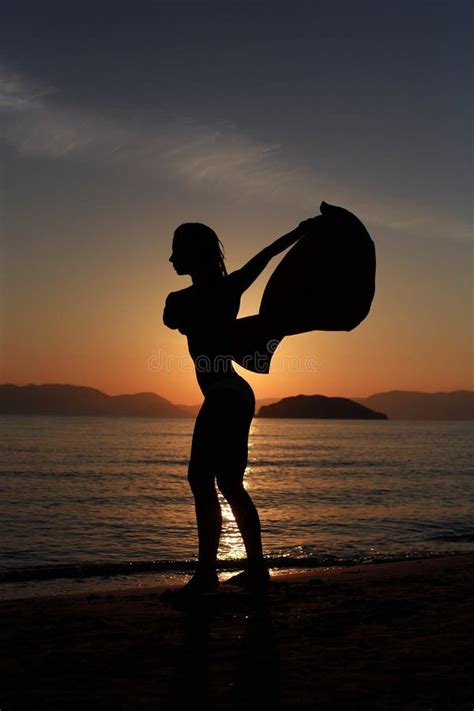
left=1, top=549, right=472, bottom=602
left=1, top=552, right=473, bottom=709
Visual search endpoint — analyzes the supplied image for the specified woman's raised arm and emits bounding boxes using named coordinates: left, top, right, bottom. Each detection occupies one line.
left=228, top=216, right=320, bottom=294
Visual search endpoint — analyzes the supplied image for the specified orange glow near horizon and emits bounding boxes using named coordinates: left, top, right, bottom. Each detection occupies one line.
left=2, top=294, right=472, bottom=406
left=2, top=210, right=472, bottom=405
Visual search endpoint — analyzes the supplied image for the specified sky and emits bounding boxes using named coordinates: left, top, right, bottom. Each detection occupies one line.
left=1, top=0, right=472, bottom=405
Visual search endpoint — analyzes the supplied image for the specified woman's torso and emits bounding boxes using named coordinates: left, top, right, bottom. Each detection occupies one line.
left=170, top=276, right=248, bottom=395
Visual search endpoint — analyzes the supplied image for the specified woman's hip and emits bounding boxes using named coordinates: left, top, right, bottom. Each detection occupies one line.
left=190, top=383, right=255, bottom=471
left=201, top=375, right=255, bottom=413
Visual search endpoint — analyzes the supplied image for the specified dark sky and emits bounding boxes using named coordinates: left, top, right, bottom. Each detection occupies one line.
left=2, top=1, right=471, bottom=206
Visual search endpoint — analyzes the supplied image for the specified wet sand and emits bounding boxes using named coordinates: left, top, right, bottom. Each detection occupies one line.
left=1, top=553, right=473, bottom=710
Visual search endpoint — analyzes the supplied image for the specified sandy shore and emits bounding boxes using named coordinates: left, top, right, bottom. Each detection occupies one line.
left=1, top=553, right=473, bottom=710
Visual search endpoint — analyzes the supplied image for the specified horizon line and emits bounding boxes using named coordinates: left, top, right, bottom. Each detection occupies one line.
left=2, top=381, right=473, bottom=408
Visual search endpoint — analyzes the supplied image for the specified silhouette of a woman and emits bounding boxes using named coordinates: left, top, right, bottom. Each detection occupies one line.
left=164, top=219, right=317, bottom=594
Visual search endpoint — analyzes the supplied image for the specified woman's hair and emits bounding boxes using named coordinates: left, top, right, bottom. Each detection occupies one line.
left=173, top=223, right=227, bottom=277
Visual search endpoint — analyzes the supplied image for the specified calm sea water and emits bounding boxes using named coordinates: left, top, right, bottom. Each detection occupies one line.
left=1, top=415, right=473, bottom=597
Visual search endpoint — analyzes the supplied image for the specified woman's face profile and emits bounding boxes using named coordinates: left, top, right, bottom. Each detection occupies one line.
left=169, top=235, right=193, bottom=275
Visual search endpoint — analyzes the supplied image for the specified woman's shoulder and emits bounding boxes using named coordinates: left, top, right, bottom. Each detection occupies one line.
left=166, top=286, right=194, bottom=302
left=167, top=277, right=238, bottom=306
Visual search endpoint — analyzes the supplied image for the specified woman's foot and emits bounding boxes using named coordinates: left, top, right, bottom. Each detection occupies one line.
left=177, top=570, right=219, bottom=596
left=223, top=562, right=270, bottom=591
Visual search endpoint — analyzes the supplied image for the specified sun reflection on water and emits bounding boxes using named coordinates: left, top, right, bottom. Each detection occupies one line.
left=218, top=423, right=259, bottom=560
left=218, top=431, right=256, bottom=560
left=218, top=493, right=246, bottom=560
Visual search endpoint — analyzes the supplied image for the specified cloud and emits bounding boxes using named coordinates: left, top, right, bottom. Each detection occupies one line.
left=0, top=65, right=314, bottom=202
left=0, top=67, right=50, bottom=110
left=0, top=68, right=328, bottom=213
left=0, top=67, right=131, bottom=158
left=1, top=64, right=470, bottom=242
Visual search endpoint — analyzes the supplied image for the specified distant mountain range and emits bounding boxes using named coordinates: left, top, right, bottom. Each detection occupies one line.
left=257, top=394, right=387, bottom=420
left=0, top=384, right=186, bottom=417
left=1, top=384, right=472, bottom=420
left=353, top=390, right=474, bottom=420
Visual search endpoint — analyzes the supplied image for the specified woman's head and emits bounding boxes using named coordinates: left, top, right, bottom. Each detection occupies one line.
left=170, top=223, right=227, bottom=278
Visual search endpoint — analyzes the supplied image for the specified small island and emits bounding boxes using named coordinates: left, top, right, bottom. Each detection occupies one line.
left=257, top=394, right=387, bottom=419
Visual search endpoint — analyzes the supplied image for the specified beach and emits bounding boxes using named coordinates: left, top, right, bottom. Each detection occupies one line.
left=1, top=553, right=473, bottom=710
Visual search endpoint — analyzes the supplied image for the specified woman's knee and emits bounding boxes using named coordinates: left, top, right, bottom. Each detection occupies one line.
left=188, top=463, right=215, bottom=496
left=216, top=474, right=246, bottom=501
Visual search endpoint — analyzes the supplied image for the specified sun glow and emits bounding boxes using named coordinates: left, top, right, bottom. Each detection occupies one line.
left=218, top=494, right=246, bottom=560
left=218, top=454, right=255, bottom=561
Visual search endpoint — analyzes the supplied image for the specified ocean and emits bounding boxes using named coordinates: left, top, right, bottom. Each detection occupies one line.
left=1, top=415, right=472, bottom=598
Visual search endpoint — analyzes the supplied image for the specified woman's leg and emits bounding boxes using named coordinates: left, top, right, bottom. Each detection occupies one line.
left=217, top=476, right=265, bottom=567
left=187, top=461, right=222, bottom=574
left=213, top=388, right=268, bottom=578
left=185, top=397, right=223, bottom=586
left=183, top=385, right=267, bottom=592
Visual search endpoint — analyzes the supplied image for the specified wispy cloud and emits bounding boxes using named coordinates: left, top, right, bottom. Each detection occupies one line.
left=0, top=67, right=50, bottom=110
left=1, top=65, right=470, bottom=241
left=0, top=68, right=278, bottom=165
left=0, top=68, right=329, bottom=214
left=0, top=67, right=132, bottom=158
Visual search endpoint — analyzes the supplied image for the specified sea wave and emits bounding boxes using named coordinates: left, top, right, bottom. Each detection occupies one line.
left=0, top=550, right=469, bottom=584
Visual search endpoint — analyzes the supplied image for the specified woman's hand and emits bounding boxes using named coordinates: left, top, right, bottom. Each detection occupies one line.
left=297, top=216, right=321, bottom=234
left=229, top=215, right=321, bottom=295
